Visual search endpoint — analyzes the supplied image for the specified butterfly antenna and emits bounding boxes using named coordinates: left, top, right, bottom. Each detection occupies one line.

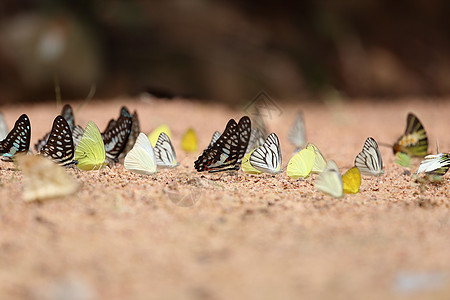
left=378, top=141, right=393, bottom=148
left=54, top=74, right=62, bottom=110
left=77, top=84, right=96, bottom=114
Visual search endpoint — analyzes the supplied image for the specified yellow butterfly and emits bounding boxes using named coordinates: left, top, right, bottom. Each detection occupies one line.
left=241, top=149, right=262, bottom=174
left=181, top=128, right=198, bottom=152
left=148, top=124, right=172, bottom=147
left=342, top=166, right=361, bottom=194
left=287, top=146, right=315, bottom=179
left=74, top=121, right=107, bottom=171
left=306, top=143, right=327, bottom=173
left=393, top=113, right=428, bottom=157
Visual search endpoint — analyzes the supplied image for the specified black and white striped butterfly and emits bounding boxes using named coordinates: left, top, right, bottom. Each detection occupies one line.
left=0, top=114, right=31, bottom=159
left=415, top=153, right=450, bottom=176
left=354, top=137, right=384, bottom=176
left=249, top=133, right=282, bottom=174
left=194, top=116, right=251, bottom=173
left=35, top=104, right=75, bottom=152
left=288, top=111, right=307, bottom=152
left=40, top=116, right=75, bottom=165
left=154, top=132, right=179, bottom=168
left=0, top=111, right=8, bottom=140
left=101, top=115, right=132, bottom=160
left=72, top=125, right=85, bottom=149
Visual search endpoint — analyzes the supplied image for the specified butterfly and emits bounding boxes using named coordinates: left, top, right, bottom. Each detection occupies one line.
left=34, top=104, right=75, bottom=152
left=154, top=132, right=179, bottom=168
left=148, top=124, right=172, bottom=147
left=40, top=116, right=74, bottom=166
left=209, top=131, right=221, bottom=147
left=249, top=133, right=282, bottom=174
left=306, top=143, right=327, bottom=174
left=123, top=110, right=140, bottom=156
left=289, top=111, right=307, bottom=151
left=0, top=114, right=31, bottom=159
left=244, top=128, right=266, bottom=156
left=72, top=125, right=85, bottom=149
left=314, top=160, right=343, bottom=198
left=124, top=133, right=157, bottom=175
left=415, top=153, right=450, bottom=176
left=287, top=145, right=315, bottom=179
left=181, top=128, right=198, bottom=152
left=241, top=149, right=262, bottom=175
left=194, top=116, right=251, bottom=173
left=342, top=167, right=361, bottom=194
left=16, top=155, right=78, bottom=202
left=74, top=121, right=107, bottom=171
left=354, top=137, right=384, bottom=176
left=393, top=113, right=428, bottom=157
left=0, top=111, right=8, bottom=140
left=101, top=115, right=132, bottom=160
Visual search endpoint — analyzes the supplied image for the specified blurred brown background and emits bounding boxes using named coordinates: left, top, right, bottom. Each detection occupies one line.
left=1, top=0, right=449, bottom=104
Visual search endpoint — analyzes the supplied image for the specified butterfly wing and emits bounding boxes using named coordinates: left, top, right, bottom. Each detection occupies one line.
left=355, top=137, right=384, bottom=176
left=249, top=133, right=282, bottom=174
left=123, top=110, right=140, bottom=156
left=72, top=125, right=84, bottom=149
left=315, top=160, right=343, bottom=198
left=61, top=104, right=75, bottom=131
left=40, top=116, right=74, bottom=165
left=124, top=133, right=157, bottom=175
left=209, top=131, right=221, bottom=147
left=393, top=113, right=428, bottom=157
left=306, top=143, right=327, bottom=173
left=245, top=128, right=265, bottom=156
left=0, top=112, right=8, bottom=140
left=241, top=148, right=263, bottom=174
left=287, top=146, right=315, bottom=179
left=181, top=128, right=198, bottom=152
left=416, top=153, right=450, bottom=176
left=0, top=114, right=31, bottom=158
left=289, top=111, right=307, bottom=150
left=102, top=116, right=132, bottom=160
left=154, top=132, right=178, bottom=168
left=75, top=121, right=106, bottom=171
left=194, top=116, right=251, bottom=172
left=342, top=166, right=361, bottom=194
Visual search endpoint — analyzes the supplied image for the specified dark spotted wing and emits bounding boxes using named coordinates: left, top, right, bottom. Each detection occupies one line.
left=101, top=115, right=132, bottom=160
left=0, top=114, right=31, bottom=158
left=194, top=116, right=251, bottom=173
left=61, top=104, right=75, bottom=131
left=120, top=106, right=132, bottom=118
left=123, top=110, right=140, bottom=155
left=40, top=115, right=74, bottom=165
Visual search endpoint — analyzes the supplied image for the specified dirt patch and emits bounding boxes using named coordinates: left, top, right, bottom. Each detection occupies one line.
left=1, top=97, right=450, bottom=299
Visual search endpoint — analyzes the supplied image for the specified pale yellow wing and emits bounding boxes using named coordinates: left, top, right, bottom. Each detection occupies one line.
left=287, top=147, right=315, bottom=179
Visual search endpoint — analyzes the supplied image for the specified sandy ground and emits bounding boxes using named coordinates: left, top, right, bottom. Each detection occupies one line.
left=1, top=96, right=450, bottom=300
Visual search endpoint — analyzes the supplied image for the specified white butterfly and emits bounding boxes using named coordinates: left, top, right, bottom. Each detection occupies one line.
left=288, top=111, right=306, bottom=151
left=249, top=133, right=282, bottom=174
left=124, top=133, right=157, bottom=175
left=415, top=153, right=450, bottom=176
left=314, top=160, right=343, bottom=198
left=354, top=137, right=384, bottom=176
left=209, top=131, right=221, bottom=147
left=154, top=132, right=179, bottom=168
left=0, top=112, right=8, bottom=140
